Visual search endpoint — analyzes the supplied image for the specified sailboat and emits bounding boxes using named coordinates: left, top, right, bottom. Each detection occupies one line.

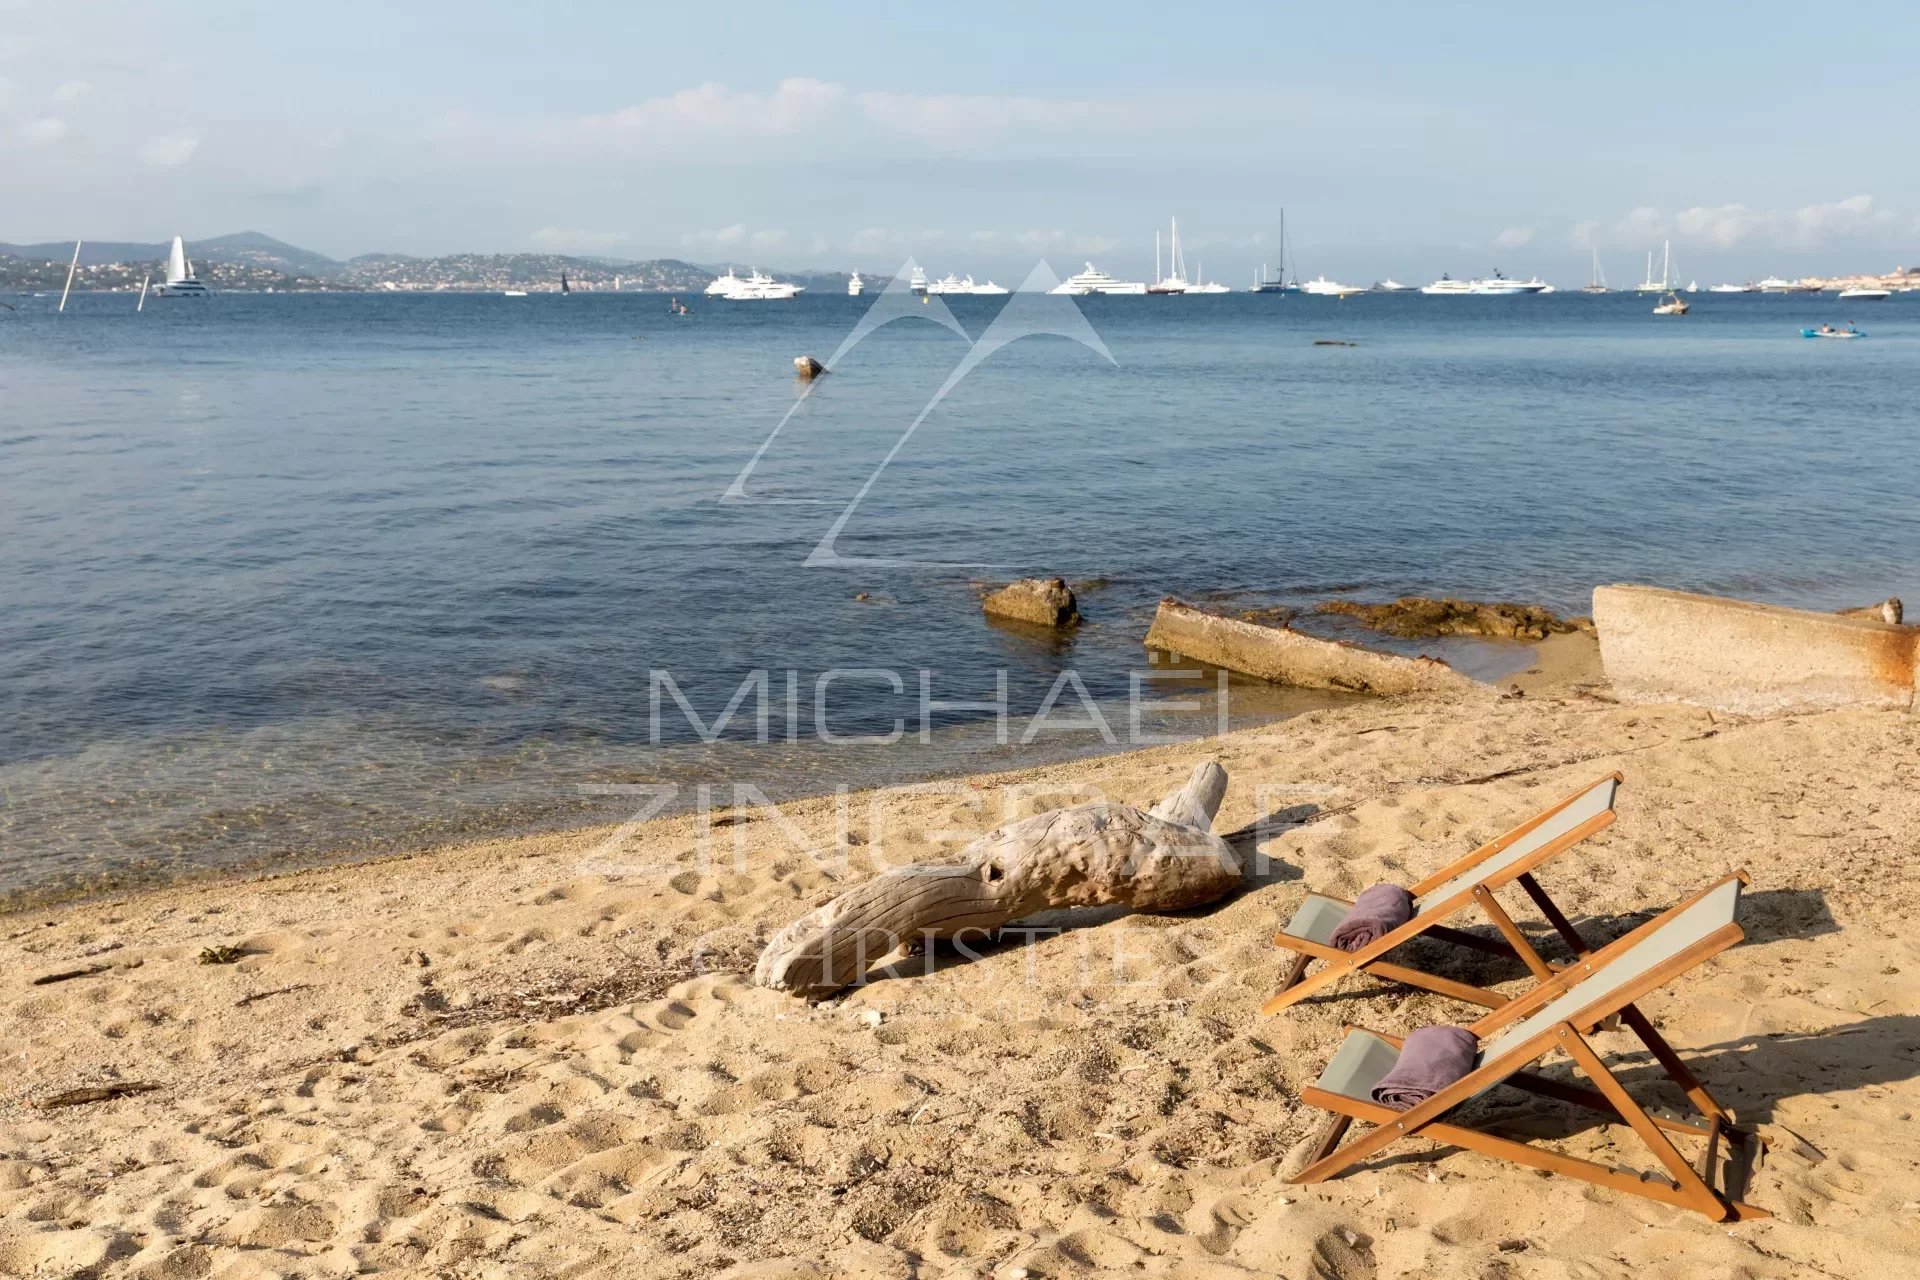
left=1252, top=209, right=1295, bottom=291
left=1583, top=247, right=1609, bottom=294
left=560, top=269, right=572, bottom=294
left=1637, top=241, right=1678, bottom=294
left=152, top=236, right=211, bottom=298
left=1148, top=218, right=1189, bottom=294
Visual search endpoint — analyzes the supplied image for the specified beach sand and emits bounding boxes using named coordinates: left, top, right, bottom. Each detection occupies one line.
left=3, top=633, right=1917, bottom=1278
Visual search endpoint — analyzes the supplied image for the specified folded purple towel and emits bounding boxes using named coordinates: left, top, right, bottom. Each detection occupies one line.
left=1369, top=1025, right=1481, bottom=1111
left=1330, top=883, right=1414, bottom=952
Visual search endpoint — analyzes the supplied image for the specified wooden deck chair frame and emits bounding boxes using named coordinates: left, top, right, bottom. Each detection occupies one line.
left=1292, top=872, right=1769, bottom=1221
left=1262, top=772, right=1624, bottom=1016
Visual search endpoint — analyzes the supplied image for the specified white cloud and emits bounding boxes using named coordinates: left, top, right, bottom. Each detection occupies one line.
left=22, top=116, right=66, bottom=146
left=52, top=79, right=89, bottom=103
left=1011, top=229, right=1121, bottom=255
left=1493, top=226, right=1534, bottom=250
left=679, top=223, right=749, bottom=251
left=749, top=229, right=787, bottom=250
left=529, top=226, right=629, bottom=253
left=138, top=132, right=199, bottom=168
left=846, top=227, right=945, bottom=254
left=1585, top=195, right=1895, bottom=251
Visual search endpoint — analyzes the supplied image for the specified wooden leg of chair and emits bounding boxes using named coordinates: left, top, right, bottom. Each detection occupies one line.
left=1473, top=885, right=1555, bottom=981
left=1558, top=1025, right=1728, bottom=1220
left=1278, top=949, right=1312, bottom=994
left=1617, top=1004, right=1731, bottom=1123
left=1309, top=1114, right=1352, bottom=1163
left=1516, top=872, right=1595, bottom=956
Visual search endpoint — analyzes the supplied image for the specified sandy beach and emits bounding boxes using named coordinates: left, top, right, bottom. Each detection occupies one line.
left=3, top=633, right=1917, bottom=1278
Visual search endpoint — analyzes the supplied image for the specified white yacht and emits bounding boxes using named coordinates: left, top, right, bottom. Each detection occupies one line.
left=1184, top=267, right=1230, bottom=295
left=1637, top=242, right=1680, bottom=294
left=1837, top=286, right=1891, bottom=300
left=719, top=269, right=803, bottom=300
left=1048, top=262, right=1146, bottom=295
left=152, top=236, right=210, bottom=298
left=705, top=268, right=746, bottom=297
left=1374, top=279, right=1415, bottom=292
left=908, top=266, right=929, bottom=296
left=968, top=279, right=1010, bottom=295
left=1300, top=276, right=1366, bottom=297
left=847, top=272, right=863, bottom=297
left=1420, top=275, right=1476, bottom=296
left=926, top=273, right=971, bottom=295
left=1471, top=271, right=1548, bottom=295
left=1709, top=282, right=1756, bottom=293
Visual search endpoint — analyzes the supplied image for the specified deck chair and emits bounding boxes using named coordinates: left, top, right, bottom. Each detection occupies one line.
left=1262, top=772, right=1623, bottom=1015
left=1292, top=872, right=1768, bottom=1221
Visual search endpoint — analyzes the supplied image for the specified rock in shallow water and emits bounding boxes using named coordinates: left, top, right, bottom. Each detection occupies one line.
left=981, top=577, right=1080, bottom=629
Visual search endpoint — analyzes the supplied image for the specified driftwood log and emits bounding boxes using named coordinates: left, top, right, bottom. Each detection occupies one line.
left=754, top=762, right=1238, bottom=999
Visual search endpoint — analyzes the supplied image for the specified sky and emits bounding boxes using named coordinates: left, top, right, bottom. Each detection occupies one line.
left=3, top=0, right=1917, bottom=282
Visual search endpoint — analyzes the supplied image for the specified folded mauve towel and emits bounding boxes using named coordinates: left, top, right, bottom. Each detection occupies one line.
left=1369, top=1025, right=1481, bottom=1111
left=1330, top=883, right=1414, bottom=952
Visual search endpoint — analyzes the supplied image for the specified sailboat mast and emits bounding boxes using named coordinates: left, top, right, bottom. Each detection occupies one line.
left=58, top=239, right=81, bottom=312
left=137, top=272, right=149, bottom=311
left=1155, top=229, right=1161, bottom=284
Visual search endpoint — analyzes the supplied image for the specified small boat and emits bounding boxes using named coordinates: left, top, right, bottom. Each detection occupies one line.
left=847, top=272, right=863, bottom=297
left=1300, top=276, right=1366, bottom=297
left=1802, top=325, right=1863, bottom=339
left=1837, top=287, right=1890, bottom=301
left=1652, top=292, right=1689, bottom=315
left=502, top=289, right=528, bottom=297
left=1374, top=279, right=1415, bottom=292
left=1708, top=282, right=1756, bottom=293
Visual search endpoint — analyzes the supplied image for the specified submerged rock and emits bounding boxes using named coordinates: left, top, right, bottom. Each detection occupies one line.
left=982, top=577, right=1080, bottom=629
left=1315, top=596, right=1591, bottom=642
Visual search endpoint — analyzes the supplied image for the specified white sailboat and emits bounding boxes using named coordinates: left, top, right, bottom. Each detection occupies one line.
left=1637, top=241, right=1678, bottom=294
left=1148, top=218, right=1188, bottom=294
left=1184, top=262, right=1230, bottom=294
left=1583, top=248, right=1609, bottom=294
left=152, top=236, right=211, bottom=297
left=58, top=240, right=81, bottom=312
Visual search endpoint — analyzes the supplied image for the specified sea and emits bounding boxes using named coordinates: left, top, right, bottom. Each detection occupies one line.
left=3, top=285, right=1916, bottom=904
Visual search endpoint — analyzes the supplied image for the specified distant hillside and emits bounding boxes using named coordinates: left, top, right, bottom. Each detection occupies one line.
left=1, top=233, right=855, bottom=293
left=0, top=232, right=345, bottom=277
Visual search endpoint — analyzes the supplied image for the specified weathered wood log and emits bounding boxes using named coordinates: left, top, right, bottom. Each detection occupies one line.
left=754, top=762, right=1238, bottom=999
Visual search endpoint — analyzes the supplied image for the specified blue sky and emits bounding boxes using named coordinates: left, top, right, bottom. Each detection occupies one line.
left=3, top=0, right=1916, bottom=281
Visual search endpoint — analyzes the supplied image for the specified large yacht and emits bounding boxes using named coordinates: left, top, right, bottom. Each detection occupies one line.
left=152, top=236, right=211, bottom=298
left=847, top=272, right=863, bottom=297
left=1049, top=262, right=1146, bottom=295
left=705, top=268, right=746, bottom=297
left=908, top=266, right=929, bottom=296
left=1420, top=274, right=1475, bottom=296
left=1471, top=270, right=1548, bottom=295
left=718, top=269, right=803, bottom=300
left=1300, top=276, right=1366, bottom=297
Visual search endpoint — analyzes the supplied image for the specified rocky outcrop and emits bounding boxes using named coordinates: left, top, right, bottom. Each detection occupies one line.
left=1144, top=600, right=1483, bottom=696
left=793, top=355, right=826, bottom=379
left=982, top=577, right=1080, bottom=629
left=1315, top=596, right=1590, bottom=641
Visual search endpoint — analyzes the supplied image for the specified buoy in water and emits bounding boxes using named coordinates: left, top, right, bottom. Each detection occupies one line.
left=794, top=355, right=827, bottom=379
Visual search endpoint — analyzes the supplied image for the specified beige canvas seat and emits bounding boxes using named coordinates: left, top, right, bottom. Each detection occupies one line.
left=1292, top=872, right=1769, bottom=1221
left=1262, top=772, right=1623, bottom=1015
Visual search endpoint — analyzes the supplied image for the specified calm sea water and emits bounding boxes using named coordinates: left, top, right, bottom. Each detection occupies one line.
left=3, top=287, right=1916, bottom=902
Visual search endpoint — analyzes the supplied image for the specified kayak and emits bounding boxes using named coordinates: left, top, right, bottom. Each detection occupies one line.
left=1802, top=328, right=1864, bottom=339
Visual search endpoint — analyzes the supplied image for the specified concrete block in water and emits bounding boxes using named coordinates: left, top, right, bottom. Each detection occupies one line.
left=1593, top=584, right=1918, bottom=715
left=1142, top=600, right=1483, bottom=696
